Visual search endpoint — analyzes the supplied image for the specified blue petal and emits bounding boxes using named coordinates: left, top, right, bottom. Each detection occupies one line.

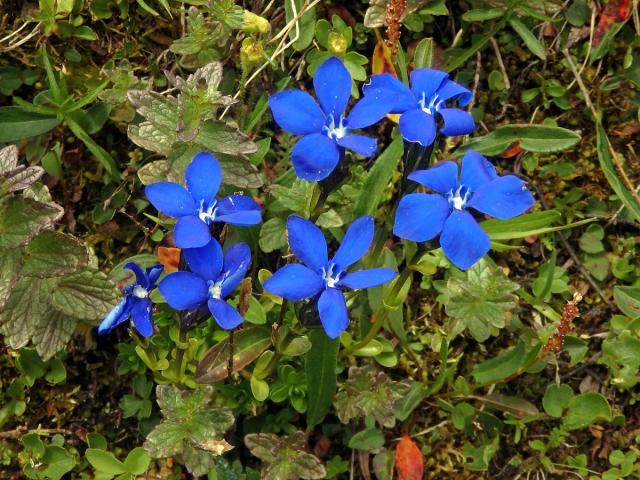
left=269, top=90, right=325, bottom=135
left=332, top=216, right=373, bottom=271
left=460, top=151, right=498, bottom=191
left=408, top=161, right=458, bottom=194
left=317, top=287, right=349, bottom=339
left=440, top=210, right=490, bottom=270
left=398, top=108, right=437, bottom=146
left=436, top=79, right=473, bottom=106
left=182, top=238, right=223, bottom=281
left=345, top=91, right=397, bottom=129
left=208, top=299, right=243, bottom=330
left=158, top=271, right=208, bottom=310
left=263, top=264, right=324, bottom=301
left=215, top=195, right=261, bottom=226
left=313, top=56, right=351, bottom=119
left=98, top=297, right=132, bottom=334
left=131, top=298, right=153, bottom=337
left=220, top=242, right=252, bottom=298
left=145, top=182, right=196, bottom=218
left=338, top=268, right=397, bottom=289
left=287, top=215, right=328, bottom=271
left=438, top=108, right=476, bottom=137
left=336, top=134, right=377, bottom=157
left=393, top=193, right=449, bottom=242
left=410, top=68, right=448, bottom=100
left=291, top=133, right=341, bottom=181
left=363, top=74, right=416, bottom=113
left=174, top=215, right=211, bottom=249
left=124, top=262, right=148, bottom=288
left=186, top=151, right=221, bottom=205
left=146, top=265, right=164, bottom=288
left=469, top=175, right=534, bottom=220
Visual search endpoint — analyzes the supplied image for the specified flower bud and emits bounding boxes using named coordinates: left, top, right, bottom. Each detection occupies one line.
left=242, top=10, right=271, bottom=34
left=328, top=32, right=348, bottom=55
left=241, top=38, right=264, bottom=65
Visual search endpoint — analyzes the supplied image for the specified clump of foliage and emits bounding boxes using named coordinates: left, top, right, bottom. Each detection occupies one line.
left=1, top=0, right=640, bottom=479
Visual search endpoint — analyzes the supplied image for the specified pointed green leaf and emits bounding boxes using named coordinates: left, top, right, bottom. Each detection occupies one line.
left=306, top=328, right=340, bottom=428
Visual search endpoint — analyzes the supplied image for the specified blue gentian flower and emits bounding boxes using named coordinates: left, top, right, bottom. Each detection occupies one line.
left=393, top=151, right=534, bottom=270
left=263, top=215, right=397, bottom=338
left=269, top=57, right=397, bottom=181
left=145, top=152, right=261, bottom=249
left=363, top=69, right=475, bottom=146
left=99, top=263, right=164, bottom=337
left=158, top=239, right=251, bottom=330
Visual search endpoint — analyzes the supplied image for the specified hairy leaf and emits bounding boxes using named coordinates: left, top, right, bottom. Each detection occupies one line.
left=51, top=268, right=120, bottom=322
left=0, top=196, right=63, bottom=248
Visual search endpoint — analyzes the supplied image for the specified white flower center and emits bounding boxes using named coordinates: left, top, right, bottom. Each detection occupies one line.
left=208, top=281, right=223, bottom=299
left=419, top=92, right=442, bottom=115
left=452, top=194, right=465, bottom=210
left=321, top=263, right=342, bottom=288
left=448, top=185, right=471, bottom=211
left=132, top=285, right=149, bottom=299
left=324, top=115, right=348, bottom=141
left=198, top=199, right=218, bottom=224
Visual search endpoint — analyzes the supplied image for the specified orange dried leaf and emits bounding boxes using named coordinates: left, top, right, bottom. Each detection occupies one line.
left=395, top=434, right=424, bottom=480
left=372, top=39, right=397, bottom=76
left=157, top=246, right=181, bottom=273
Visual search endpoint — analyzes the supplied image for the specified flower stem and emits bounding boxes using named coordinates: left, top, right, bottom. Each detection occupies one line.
left=345, top=309, right=389, bottom=354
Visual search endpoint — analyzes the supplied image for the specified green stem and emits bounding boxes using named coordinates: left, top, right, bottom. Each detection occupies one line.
left=346, top=309, right=389, bottom=354
left=174, top=327, right=187, bottom=384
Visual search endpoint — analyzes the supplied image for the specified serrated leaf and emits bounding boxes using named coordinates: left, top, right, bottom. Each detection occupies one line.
left=22, top=230, right=88, bottom=277
left=364, top=0, right=432, bottom=28
left=2, top=165, right=44, bottom=193
left=33, top=310, right=78, bottom=361
left=0, top=144, right=18, bottom=172
left=144, top=422, right=189, bottom=458
left=137, top=159, right=172, bottom=185
left=0, top=247, right=22, bottom=309
left=0, top=196, right=63, bottom=248
left=52, top=269, right=120, bottom=321
left=0, top=276, right=56, bottom=349
left=128, top=91, right=180, bottom=130
left=196, top=121, right=257, bottom=156
left=245, top=431, right=326, bottom=480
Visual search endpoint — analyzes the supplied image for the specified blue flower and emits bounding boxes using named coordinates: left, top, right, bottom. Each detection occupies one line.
left=269, top=57, right=397, bottom=181
left=145, top=152, right=261, bottom=249
left=99, top=263, right=164, bottom=337
left=158, top=239, right=251, bottom=330
left=363, top=69, right=475, bottom=146
left=263, top=215, right=397, bottom=338
left=393, top=151, right=534, bottom=270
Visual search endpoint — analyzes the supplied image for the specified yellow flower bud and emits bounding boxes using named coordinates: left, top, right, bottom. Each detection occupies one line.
left=241, top=38, right=264, bottom=65
left=328, top=32, right=348, bottom=55
left=242, top=10, right=271, bottom=34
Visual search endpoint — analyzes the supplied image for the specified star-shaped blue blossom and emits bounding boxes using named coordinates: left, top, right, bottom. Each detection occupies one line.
left=363, top=69, right=475, bottom=146
left=99, top=262, right=164, bottom=337
left=393, top=151, right=534, bottom=270
left=269, top=56, right=397, bottom=181
left=145, top=151, right=261, bottom=249
left=263, top=215, right=397, bottom=338
left=158, top=239, right=251, bottom=330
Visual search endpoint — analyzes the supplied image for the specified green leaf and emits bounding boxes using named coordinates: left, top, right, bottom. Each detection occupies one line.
left=354, top=135, right=403, bottom=217
left=482, top=211, right=594, bottom=241
left=0, top=247, right=22, bottom=309
left=22, top=230, right=88, bottom=277
left=66, top=116, right=121, bottom=181
left=305, top=329, right=340, bottom=428
left=285, top=0, right=316, bottom=51
left=413, top=37, right=435, bottom=68
left=613, top=286, right=640, bottom=319
left=259, top=217, right=287, bottom=253
left=479, top=393, right=540, bottom=417
left=472, top=340, right=527, bottom=384
left=195, top=326, right=272, bottom=383
left=596, top=124, right=640, bottom=223
left=122, top=447, right=151, bottom=474
left=0, top=276, right=56, bottom=350
left=33, top=310, right=78, bottom=361
left=51, top=269, right=120, bottom=321
left=601, top=332, right=640, bottom=389
left=444, top=19, right=506, bottom=71
left=348, top=428, right=385, bottom=450
left=86, top=449, right=127, bottom=475
left=462, top=8, right=505, bottom=21
left=394, top=382, right=427, bottom=421
left=195, top=120, right=258, bottom=156
left=456, top=124, right=581, bottom=156
left=244, top=431, right=326, bottom=480
left=143, top=422, right=189, bottom=458
left=508, top=18, right=546, bottom=60
left=563, top=392, right=612, bottom=430
left=0, top=196, right=63, bottom=248
left=542, top=384, right=574, bottom=417
left=0, top=106, right=60, bottom=143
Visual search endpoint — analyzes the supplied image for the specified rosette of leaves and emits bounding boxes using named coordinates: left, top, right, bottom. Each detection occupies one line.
left=170, top=3, right=244, bottom=67
left=244, top=431, right=326, bottom=480
left=333, top=364, right=410, bottom=428
left=435, top=260, right=519, bottom=342
left=0, top=145, right=120, bottom=360
left=127, top=62, right=262, bottom=189
left=143, top=385, right=234, bottom=477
